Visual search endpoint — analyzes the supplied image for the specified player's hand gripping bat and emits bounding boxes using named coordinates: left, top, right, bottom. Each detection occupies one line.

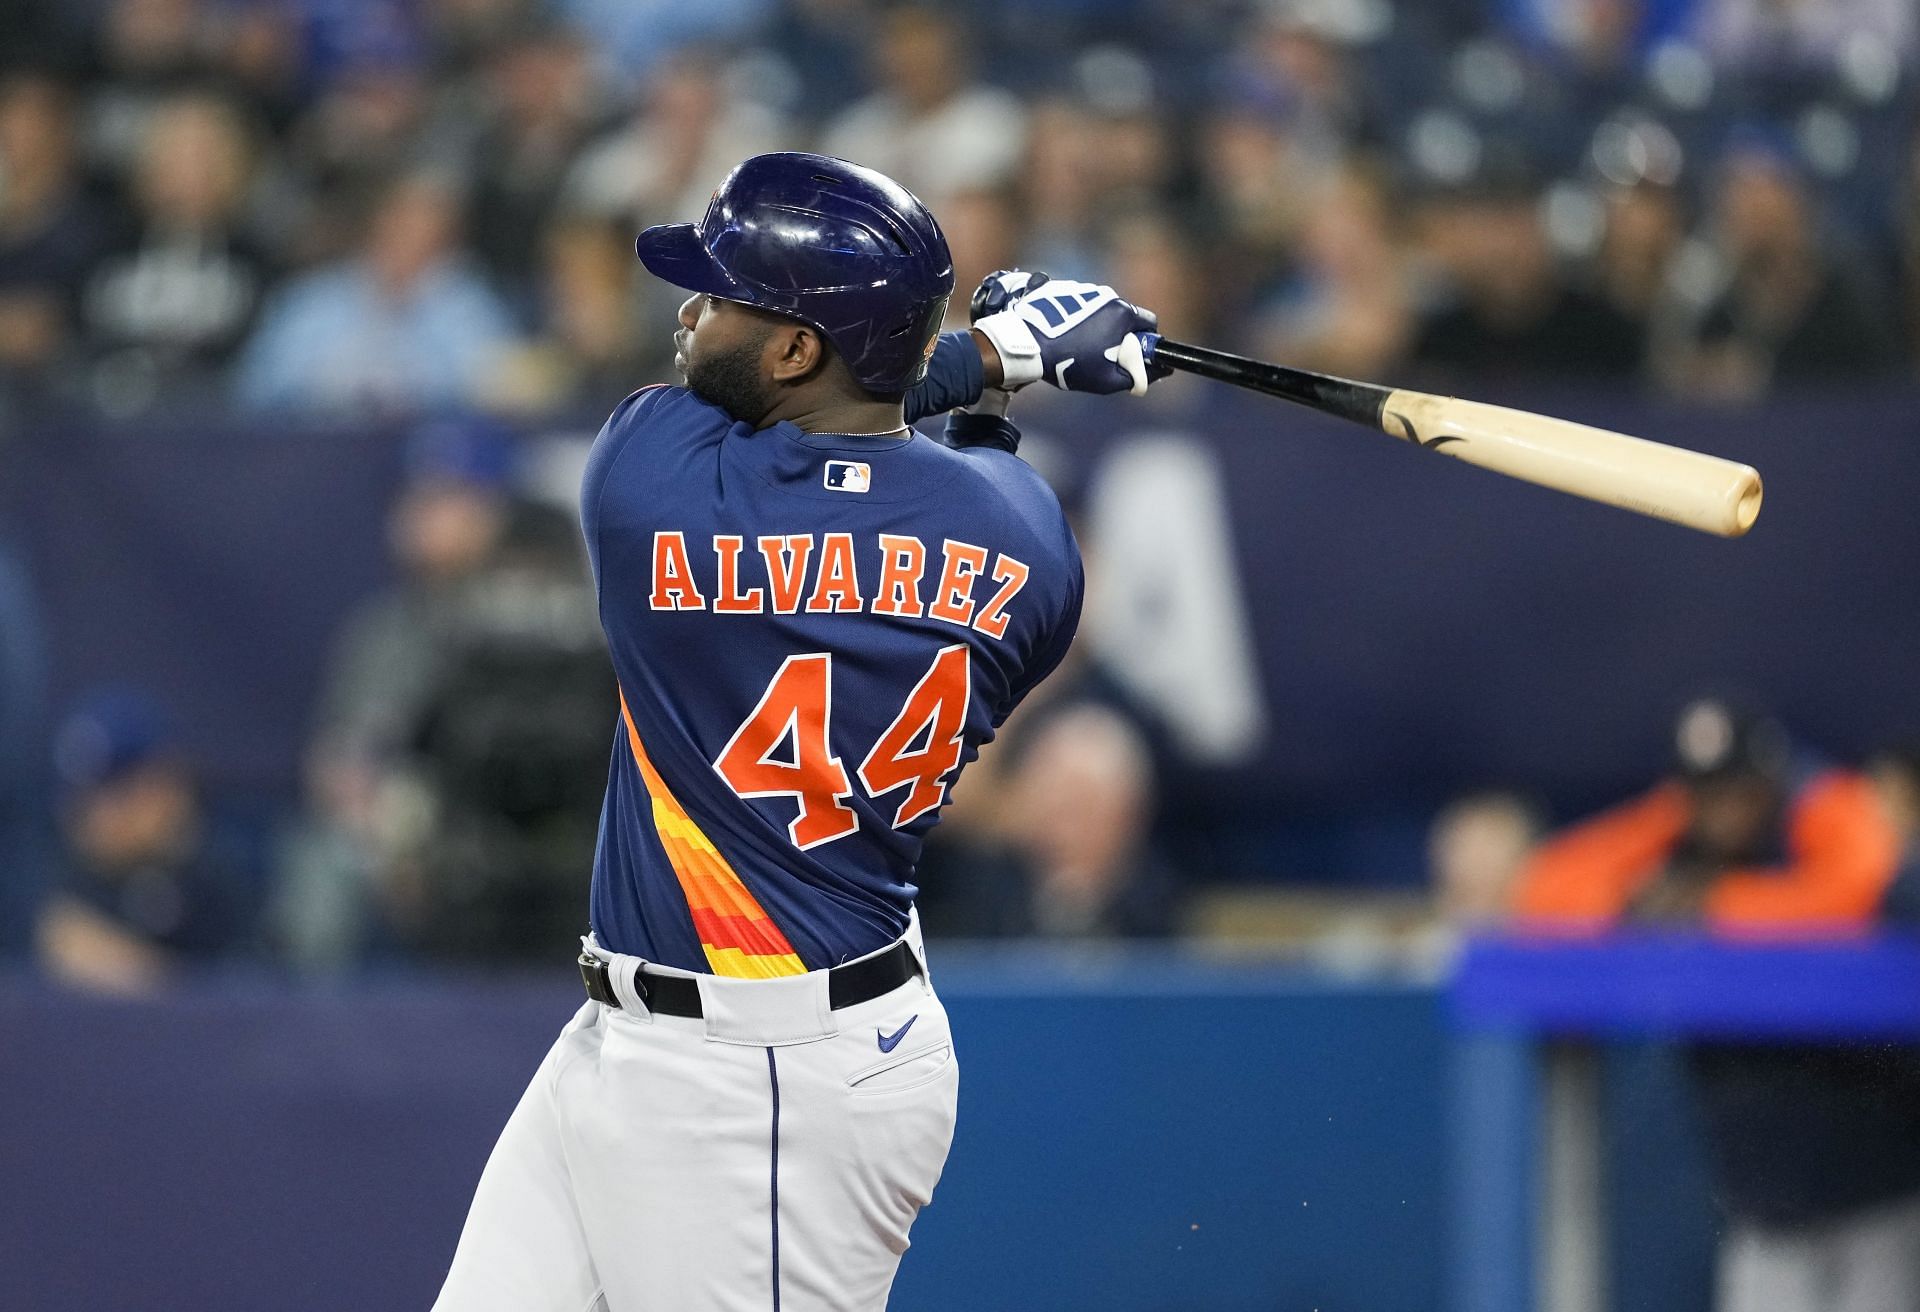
left=969, top=270, right=1163, bottom=399
left=1140, top=336, right=1762, bottom=538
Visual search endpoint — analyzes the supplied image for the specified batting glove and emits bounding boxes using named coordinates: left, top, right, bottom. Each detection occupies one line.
left=970, top=270, right=1167, bottom=397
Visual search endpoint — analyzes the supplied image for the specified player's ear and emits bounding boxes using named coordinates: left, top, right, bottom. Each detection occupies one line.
left=767, top=324, right=828, bottom=385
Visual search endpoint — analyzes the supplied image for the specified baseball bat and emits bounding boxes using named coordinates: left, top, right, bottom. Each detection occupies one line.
left=1140, top=336, right=1762, bottom=538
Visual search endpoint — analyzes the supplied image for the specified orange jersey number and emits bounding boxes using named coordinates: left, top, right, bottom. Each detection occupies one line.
left=858, top=644, right=971, bottom=829
left=715, top=647, right=973, bottom=849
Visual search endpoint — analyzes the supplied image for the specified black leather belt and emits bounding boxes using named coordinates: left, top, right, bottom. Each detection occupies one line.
left=578, top=940, right=920, bottom=1018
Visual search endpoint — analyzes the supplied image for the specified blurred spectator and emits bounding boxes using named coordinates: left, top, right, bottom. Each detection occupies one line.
left=917, top=657, right=1179, bottom=943
left=1217, top=2, right=1382, bottom=164
left=1430, top=791, right=1541, bottom=930
left=1500, top=0, right=1689, bottom=77
left=1513, top=698, right=1897, bottom=932
left=391, top=499, right=611, bottom=961
left=0, top=536, right=49, bottom=958
left=555, top=0, right=772, bottom=93
left=1666, top=142, right=1903, bottom=400
left=1410, top=164, right=1646, bottom=384
left=1696, top=0, right=1916, bottom=70
left=1195, top=94, right=1320, bottom=290
left=461, top=21, right=598, bottom=305
left=213, top=3, right=308, bottom=135
left=1400, top=790, right=1544, bottom=970
left=489, top=218, right=653, bottom=412
left=1101, top=208, right=1213, bottom=344
left=278, top=40, right=453, bottom=266
left=234, top=171, right=520, bottom=412
left=298, top=0, right=425, bottom=88
left=1018, top=97, right=1105, bottom=275
left=564, top=51, right=786, bottom=234
left=0, top=73, right=113, bottom=395
left=925, top=694, right=1175, bottom=941
left=1512, top=698, right=1920, bottom=1312
left=1254, top=163, right=1412, bottom=380
left=38, top=689, right=258, bottom=994
left=760, top=0, right=886, bottom=119
left=1867, top=746, right=1920, bottom=926
left=81, top=92, right=274, bottom=409
left=423, top=0, right=554, bottom=82
left=1069, top=47, right=1176, bottom=210
left=1597, top=180, right=1687, bottom=326
left=820, top=4, right=1028, bottom=198
left=79, top=0, right=221, bottom=174
left=1004, top=704, right=1180, bottom=939
left=940, top=188, right=1024, bottom=330
left=274, top=415, right=515, bottom=968
left=554, top=52, right=778, bottom=381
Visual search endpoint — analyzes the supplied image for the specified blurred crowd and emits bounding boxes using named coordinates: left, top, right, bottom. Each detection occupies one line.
left=2, top=0, right=1920, bottom=421
left=1, top=0, right=1918, bottom=976
left=3, top=9, right=1918, bottom=1285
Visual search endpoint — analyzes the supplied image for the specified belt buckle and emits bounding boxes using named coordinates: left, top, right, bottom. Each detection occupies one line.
left=578, top=952, right=620, bottom=1008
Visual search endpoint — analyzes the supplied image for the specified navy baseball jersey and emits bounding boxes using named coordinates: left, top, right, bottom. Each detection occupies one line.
left=579, top=333, right=1082, bottom=976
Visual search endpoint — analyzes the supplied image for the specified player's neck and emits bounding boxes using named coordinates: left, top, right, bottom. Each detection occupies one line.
left=762, top=395, right=908, bottom=438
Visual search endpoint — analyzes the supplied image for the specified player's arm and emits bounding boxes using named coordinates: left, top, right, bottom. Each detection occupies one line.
left=904, top=331, right=995, bottom=424
left=942, top=407, right=1021, bottom=455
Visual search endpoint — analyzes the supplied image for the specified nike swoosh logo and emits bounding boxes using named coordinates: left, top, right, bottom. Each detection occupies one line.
left=877, top=1015, right=918, bottom=1053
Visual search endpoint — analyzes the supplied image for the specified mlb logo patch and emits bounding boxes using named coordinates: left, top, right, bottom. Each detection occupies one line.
left=824, top=460, right=872, bottom=493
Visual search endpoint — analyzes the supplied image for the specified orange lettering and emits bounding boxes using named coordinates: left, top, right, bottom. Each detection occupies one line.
left=713, top=536, right=765, bottom=613
left=972, top=554, right=1030, bottom=640
left=871, top=535, right=927, bottom=618
left=805, top=532, right=863, bottom=614
left=757, top=535, right=814, bottom=614
left=928, top=540, right=988, bottom=626
left=649, top=531, right=706, bottom=610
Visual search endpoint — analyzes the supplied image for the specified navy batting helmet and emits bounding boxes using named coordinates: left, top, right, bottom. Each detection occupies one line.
left=635, top=153, right=954, bottom=394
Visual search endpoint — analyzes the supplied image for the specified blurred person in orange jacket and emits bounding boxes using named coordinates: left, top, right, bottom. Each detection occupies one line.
left=1514, top=698, right=1898, bottom=935
left=1514, top=698, right=1920, bottom=1312
left=1867, top=745, right=1920, bottom=927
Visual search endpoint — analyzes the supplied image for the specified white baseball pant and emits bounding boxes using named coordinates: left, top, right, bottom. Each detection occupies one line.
left=433, top=921, right=958, bottom=1312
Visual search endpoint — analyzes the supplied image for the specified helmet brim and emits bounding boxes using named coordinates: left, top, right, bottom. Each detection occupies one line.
left=634, top=224, right=745, bottom=299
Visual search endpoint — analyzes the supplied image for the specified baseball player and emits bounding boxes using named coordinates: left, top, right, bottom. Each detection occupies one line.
left=433, top=152, right=1162, bottom=1311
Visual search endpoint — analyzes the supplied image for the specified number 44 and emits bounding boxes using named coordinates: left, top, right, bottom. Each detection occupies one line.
left=713, top=645, right=972, bottom=850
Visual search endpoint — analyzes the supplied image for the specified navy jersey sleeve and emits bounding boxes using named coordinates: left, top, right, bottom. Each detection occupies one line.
left=580, top=384, right=715, bottom=603
left=1012, top=546, right=1083, bottom=709
left=579, top=386, right=659, bottom=592
left=903, top=331, right=985, bottom=424
left=944, top=443, right=1086, bottom=717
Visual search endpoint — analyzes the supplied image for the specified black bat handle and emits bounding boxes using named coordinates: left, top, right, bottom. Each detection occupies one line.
left=1142, top=334, right=1393, bottom=430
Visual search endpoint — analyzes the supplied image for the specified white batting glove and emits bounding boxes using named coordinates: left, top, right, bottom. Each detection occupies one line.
left=971, top=271, right=1165, bottom=397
